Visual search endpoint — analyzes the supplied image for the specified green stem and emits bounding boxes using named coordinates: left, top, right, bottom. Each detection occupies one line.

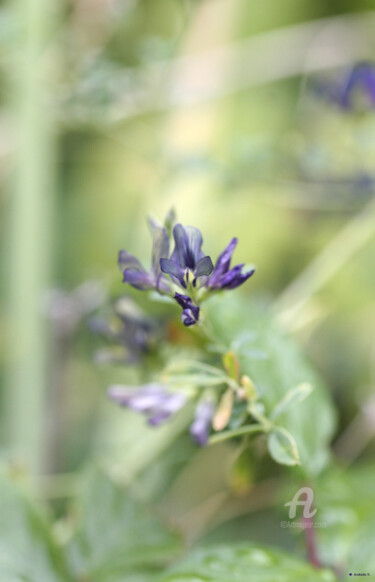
left=4, top=0, right=59, bottom=476
left=209, top=424, right=265, bottom=444
left=248, top=404, right=273, bottom=432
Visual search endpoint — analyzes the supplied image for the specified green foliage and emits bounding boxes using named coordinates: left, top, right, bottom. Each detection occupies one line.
left=205, top=295, right=336, bottom=474
left=312, top=464, right=375, bottom=573
left=66, top=467, right=183, bottom=581
left=0, top=473, right=71, bottom=582
left=267, top=427, right=300, bottom=466
left=156, top=543, right=337, bottom=582
left=0, top=468, right=182, bottom=582
left=271, top=382, right=313, bottom=420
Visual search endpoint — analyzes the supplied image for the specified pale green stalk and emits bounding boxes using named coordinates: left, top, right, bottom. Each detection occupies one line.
left=273, top=196, right=375, bottom=331
left=5, top=0, right=59, bottom=476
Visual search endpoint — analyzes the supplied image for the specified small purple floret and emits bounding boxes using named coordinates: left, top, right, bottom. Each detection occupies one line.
left=208, top=238, right=255, bottom=290
left=190, top=400, right=215, bottom=446
left=174, top=293, right=200, bottom=326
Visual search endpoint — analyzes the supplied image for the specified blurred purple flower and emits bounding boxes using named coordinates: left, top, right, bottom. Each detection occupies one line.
left=89, top=297, right=159, bottom=364
left=315, top=63, right=375, bottom=111
left=108, top=384, right=187, bottom=426
left=160, top=224, right=213, bottom=289
left=190, top=400, right=215, bottom=446
left=208, top=238, right=255, bottom=290
left=44, top=281, right=105, bottom=336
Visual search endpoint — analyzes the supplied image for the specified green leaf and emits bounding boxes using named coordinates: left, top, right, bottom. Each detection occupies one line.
left=0, top=473, right=71, bottom=582
left=205, top=296, right=336, bottom=474
left=222, top=351, right=240, bottom=382
left=268, top=427, right=300, bottom=466
left=66, top=467, right=182, bottom=581
left=271, top=382, right=313, bottom=420
left=156, top=543, right=337, bottom=581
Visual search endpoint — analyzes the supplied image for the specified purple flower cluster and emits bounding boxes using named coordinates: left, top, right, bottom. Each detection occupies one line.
left=118, top=216, right=255, bottom=327
left=108, top=384, right=215, bottom=445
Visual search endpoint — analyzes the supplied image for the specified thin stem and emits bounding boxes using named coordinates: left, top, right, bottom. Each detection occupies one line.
left=209, top=424, right=265, bottom=444
left=248, top=404, right=273, bottom=432
left=164, top=360, right=225, bottom=376
left=303, top=516, right=322, bottom=569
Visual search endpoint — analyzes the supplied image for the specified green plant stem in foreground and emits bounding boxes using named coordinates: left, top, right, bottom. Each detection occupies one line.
left=209, top=424, right=265, bottom=444
left=4, top=0, right=59, bottom=476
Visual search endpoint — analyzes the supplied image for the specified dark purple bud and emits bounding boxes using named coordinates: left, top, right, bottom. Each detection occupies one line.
left=190, top=400, right=215, bottom=446
left=174, top=293, right=200, bottom=326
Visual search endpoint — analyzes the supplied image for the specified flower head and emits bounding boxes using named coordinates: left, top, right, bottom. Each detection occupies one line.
left=208, top=238, right=255, bottom=290
left=160, top=224, right=213, bottom=289
left=117, top=213, right=255, bottom=328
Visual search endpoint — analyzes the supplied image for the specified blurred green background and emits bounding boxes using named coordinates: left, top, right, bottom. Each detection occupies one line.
left=1, top=0, right=375, bottom=569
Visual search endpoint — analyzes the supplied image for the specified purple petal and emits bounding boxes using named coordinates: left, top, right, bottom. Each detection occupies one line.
left=190, top=400, right=215, bottom=446
left=174, top=293, right=193, bottom=310
left=160, top=258, right=186, bottom=287
left=151, top=227, right=170, bottom=277
left=194, top=256, right=214, bottom=281
left=181, top=308, right=199, bottom=326
left=108, top=384, right=168, bottom=412
left=148, top=393, right=187, bottom=426
left=107, top=385, right=133, bottom=406
left=118, top=250, right=145, bottom=273
left=174, top=293, right=200, bottom=326
left=170, top=224, right=205, bottom=270
left=123, top=269, right=155, bottom=290
left=224, top=267, right=255, bottom=289
left=209, top=238, right=237, bottom=286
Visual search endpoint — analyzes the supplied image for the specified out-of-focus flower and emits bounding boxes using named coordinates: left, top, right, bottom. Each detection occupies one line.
left=89, top=297, right=159, bottom=364
left=190, top=399, right=215, bottom=446
left=160, top=223, right=213, bottom=289
left=208, top=238, right=255, bottom=290
left=315, top=63, right=375, bottom=111
left=44, top=281, right=105, bottom=336
left=174, top=293, right=200, bottom=327
left=108, top=384, right=187, bottom=426
left=119, top=226, right=170, bottom=292
left=108, top=382, right=215, bottom=445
